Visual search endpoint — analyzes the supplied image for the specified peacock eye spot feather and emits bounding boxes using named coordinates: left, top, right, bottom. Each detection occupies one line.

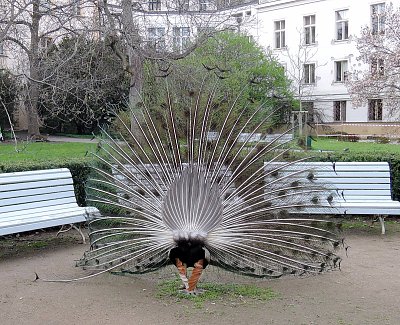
left=311, top=196, right=319, bottom=204
left=307, top=172, right=315, bottom=181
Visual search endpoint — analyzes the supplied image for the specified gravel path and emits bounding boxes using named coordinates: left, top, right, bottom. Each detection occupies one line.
left=1, top=232, right=399, bottom=325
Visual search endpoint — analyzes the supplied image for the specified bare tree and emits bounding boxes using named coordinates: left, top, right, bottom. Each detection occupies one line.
left=38, top=36, right=129, bottom=134
left=96, top=0, right=256, bottom=116
left=0, top=0, right=96, bottom=137
left=279, top=29, right=327, bottom=137
left=347, top=4, right=400, bottom=119
left=1, top=0, right=256, bottom=136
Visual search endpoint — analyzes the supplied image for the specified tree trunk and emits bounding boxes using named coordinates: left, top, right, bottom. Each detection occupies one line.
left=27, top=1, right=41, bottom=137
left=121, top=0, right=144, bottom=136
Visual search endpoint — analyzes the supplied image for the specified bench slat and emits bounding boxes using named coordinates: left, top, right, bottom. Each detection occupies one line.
left=1, top=203, right=81, bottom=220
left=0, top=190, right=77, bottom=207
left=0, top=184, right=75, bottom=200
left=0, top=168, right=72, bottom=185
left=269, top=171, right=391, bottom=180
left=0, top=178, right=73, bottom=192
left=265, top=162, right=390, bottom=172
left=1, top=206, right=89, bottom=224
left=0, top=197, right=78, bottom=214
left=0, top=212, right=88, bottom=236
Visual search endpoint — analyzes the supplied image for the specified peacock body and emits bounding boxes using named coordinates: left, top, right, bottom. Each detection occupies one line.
left=78, top=77, right=342, bottom=286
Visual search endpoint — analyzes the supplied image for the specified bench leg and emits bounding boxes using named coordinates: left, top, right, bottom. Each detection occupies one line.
left=56, top=224, right=86, bottom=244
left=378, top=216, right=386, bottom=235
left=71, top=224, right=86, bottom=244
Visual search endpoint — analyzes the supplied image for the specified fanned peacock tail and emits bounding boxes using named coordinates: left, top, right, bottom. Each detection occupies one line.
left=78, top=76, right=343, bottom=279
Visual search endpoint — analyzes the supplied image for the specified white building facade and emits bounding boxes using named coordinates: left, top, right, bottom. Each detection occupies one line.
left=2, top=0, right=400, bottom=135
left=255, top=0, right=400, bottom=136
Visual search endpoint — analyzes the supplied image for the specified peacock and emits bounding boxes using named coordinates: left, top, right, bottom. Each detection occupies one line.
left=76, top=75, right=343, bottom=294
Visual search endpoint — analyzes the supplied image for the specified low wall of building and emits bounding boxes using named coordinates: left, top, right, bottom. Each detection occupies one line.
left=316, top=122, right=400, bottom=138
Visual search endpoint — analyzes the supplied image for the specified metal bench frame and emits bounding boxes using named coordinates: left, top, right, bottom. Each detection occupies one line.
left=264, top=161, right=400, bottom=234
left=0, top=168, right=99, bottom=242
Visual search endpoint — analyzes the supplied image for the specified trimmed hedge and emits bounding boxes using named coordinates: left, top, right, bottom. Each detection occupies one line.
left=2, top=150, right=400, bottom=207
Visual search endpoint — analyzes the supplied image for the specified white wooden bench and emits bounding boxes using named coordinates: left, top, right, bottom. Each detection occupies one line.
left=0, top=168, right=100, bottom=242
left=264, top=161, right=400, bottom=234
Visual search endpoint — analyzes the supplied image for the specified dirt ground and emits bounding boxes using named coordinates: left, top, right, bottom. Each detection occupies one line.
left=1, top=228, right=400, bottom=325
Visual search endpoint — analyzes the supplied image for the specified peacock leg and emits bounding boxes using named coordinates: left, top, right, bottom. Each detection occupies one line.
left=188, top=259, right=204, bottom=292
left=175, top=258, right=189, bottom=289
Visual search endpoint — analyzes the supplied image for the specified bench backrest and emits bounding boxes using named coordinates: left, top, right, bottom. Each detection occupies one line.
left=0, top=168, right=79, bottom=214
left=264, top=161, right=393, bottom=202
left=111, top=163, right=237, bottom=208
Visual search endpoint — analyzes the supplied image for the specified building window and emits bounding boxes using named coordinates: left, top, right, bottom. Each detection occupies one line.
left=368, top=99, right=383, bottom=120
left=303, top=63, right=315, bottom=84
left=371, top=3, right=385, bottom=35
left=335, top=60, right=348, bottom=82
left=199, top=0, right=209, bottom=11
left=304, top=15, right=316, bottom=45
left=173, top=27, right=190, bottom=53
left=333, top=101, right=346, bottom=121
left=149, top=0, right=161, bottom=11
left=274, top=20, right=285, bottom=49
left=336, top=9, right=349, bottom=40
left=147, top=27, right=165, bottom=51
left=371, top=58, right=384, bottom=76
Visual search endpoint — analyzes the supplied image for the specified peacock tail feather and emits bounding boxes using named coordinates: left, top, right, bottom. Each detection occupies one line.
left=78, top=76, right=342, bottom=279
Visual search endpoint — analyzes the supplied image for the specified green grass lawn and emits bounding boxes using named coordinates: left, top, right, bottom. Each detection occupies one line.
left=0, top=141, right=97, bottom=164
left=310, top=137, right=400, bottom=153
left=1, top=137, right=399, bottom=164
